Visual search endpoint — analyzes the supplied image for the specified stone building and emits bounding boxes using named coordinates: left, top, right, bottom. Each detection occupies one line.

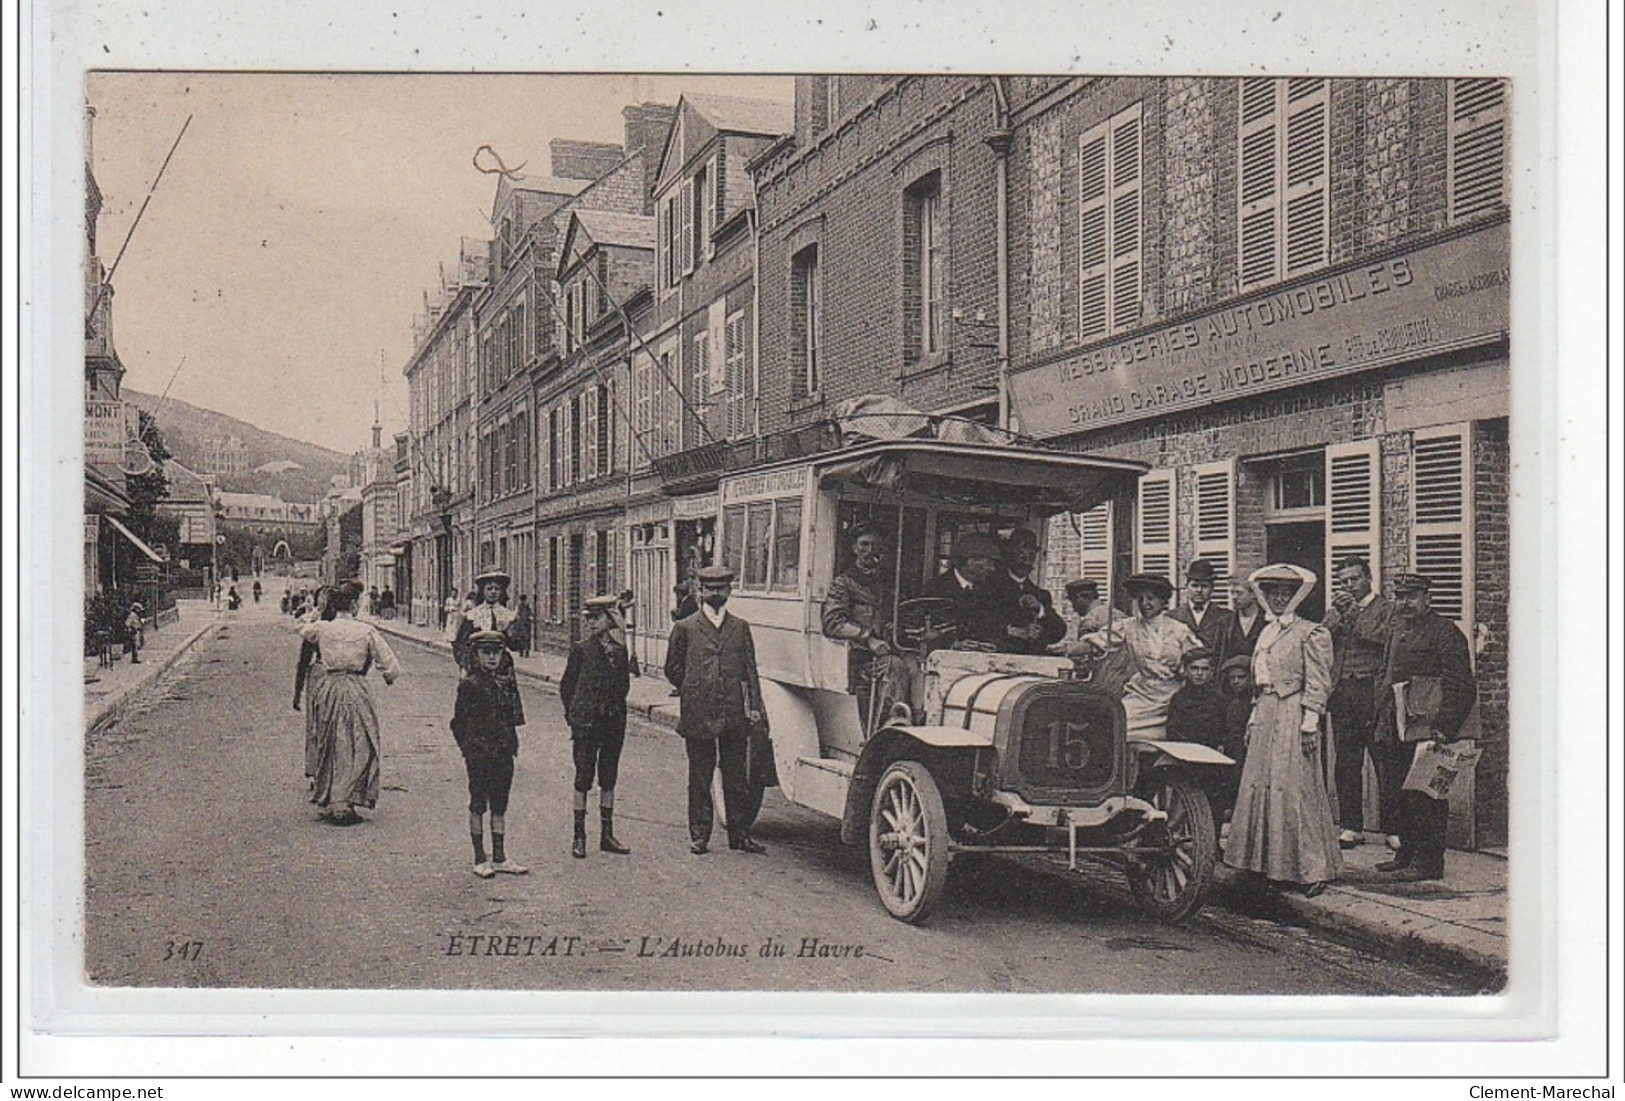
left=402, top=238, right=486, bottom=626
left=998, top=76, right=1510, bottom=847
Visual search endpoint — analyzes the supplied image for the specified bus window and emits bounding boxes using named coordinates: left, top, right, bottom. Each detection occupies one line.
left=722, top=505, right=746, bottom=576
left=744, top=502, right=773, bottom=588
left=771, top=499, right=803, bottom=591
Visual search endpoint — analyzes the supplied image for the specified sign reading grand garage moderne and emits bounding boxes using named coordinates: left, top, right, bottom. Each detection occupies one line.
left=1008, top=222, right=1509, bottom=438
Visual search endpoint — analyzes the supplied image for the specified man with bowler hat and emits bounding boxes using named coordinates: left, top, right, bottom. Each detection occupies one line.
left=664, top=564, right=770, bottom=855
left=1375, top=573, right=1477, bottom=881
left=1170, top=558, right=1238, bottom=659
left=999, top=528, right=1067, bottom=655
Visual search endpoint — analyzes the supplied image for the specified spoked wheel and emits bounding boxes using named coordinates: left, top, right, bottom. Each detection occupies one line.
left=868, top=761, right=951, bottom=923
left=1125, top=773, right=1217, bottom=923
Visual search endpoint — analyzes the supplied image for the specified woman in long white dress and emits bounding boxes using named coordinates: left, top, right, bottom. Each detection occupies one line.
left=1080, top=573, right=1201, bottom=734
left=1224, top=563, right=1341, bottom=895
left=299, top=581, right=400, bottom=825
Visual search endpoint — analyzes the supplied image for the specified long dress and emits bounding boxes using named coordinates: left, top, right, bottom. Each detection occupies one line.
left=1225, top=614, right=1342, bottom=885
left=299, top=616, right=400, bottom=813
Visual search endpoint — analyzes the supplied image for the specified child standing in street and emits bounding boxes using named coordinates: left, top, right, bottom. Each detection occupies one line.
left=450, top=630, right=529, bottom=879
left=558, top=595, right=634, bottom=859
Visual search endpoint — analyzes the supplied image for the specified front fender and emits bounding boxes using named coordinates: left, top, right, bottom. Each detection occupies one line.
left=1130, top=739, right=1235, bottom=768
left=839, top=724, right=991, bottom=845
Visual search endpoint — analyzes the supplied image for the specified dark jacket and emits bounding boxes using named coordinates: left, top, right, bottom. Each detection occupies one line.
left=1227, top=608, right=1266, bottom=661
left=1170, top=602, right=1239, bottom=662
left=922, top=568, right=1022, bottom=651
left=1377, top=609, right=1476, bottom=743
left=1165, top=681, right=1229, bottom=750
left=559, top=634, right=631, bottom=735
left=450, top=670, right=524, bottom=761
left=1002, top=574, right=1068, bottom=655
left=664, top=608, right=765, bottom=741
left=1324, top=593, right=1397, bottom=684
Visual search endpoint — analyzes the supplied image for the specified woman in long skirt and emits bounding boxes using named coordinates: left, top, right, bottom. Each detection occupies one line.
left=293, top=585, right=332, bottom=786
left=1224, top=563, right=1342, bottom=896
left=299, top=580, right=400, bottom=825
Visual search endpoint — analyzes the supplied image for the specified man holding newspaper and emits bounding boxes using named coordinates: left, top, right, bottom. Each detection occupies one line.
left=1374, top=574, right=1479, bottom=882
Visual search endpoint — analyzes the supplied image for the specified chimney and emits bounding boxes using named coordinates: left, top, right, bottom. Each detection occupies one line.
left=549, top=138, right=624, bottom=181
left=624, top=102, right=677, bottom=216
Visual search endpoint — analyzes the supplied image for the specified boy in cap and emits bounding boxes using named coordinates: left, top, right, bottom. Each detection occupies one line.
left=559, top=595, right=634, bottom=859
left=450, top=629, right=529, bottom=878
left=1165, top=647, right=1228, bottom=750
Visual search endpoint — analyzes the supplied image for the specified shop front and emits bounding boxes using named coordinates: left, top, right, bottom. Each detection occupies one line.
left=1010, top=218, right=1511, bottom=848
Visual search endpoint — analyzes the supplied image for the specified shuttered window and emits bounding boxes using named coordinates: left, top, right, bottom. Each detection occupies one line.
left=1410, top=425, right=1474, bottom=636
left=1449, top=79, right=1509, bottom=223
left=1076, top=501, right=1114, bottom=598
left=563, top=396, right=577, bottom=487
left=689, top=332, right=710, bottom=447
left=1325, top=439, right=1381, bottom=590
left=680, top=178, right=696, bottom=275
left=1135, top=469, right=1176, bottom=583
left=724, top=310, right=750, bottom=439
left=582, top=388, right=599, bottom=481
left=597, top=384, right=613, bottom=475
left=1078, top=102, right=1143, bottom=341
left=1192, top=459, right=1236, bottom=607
left=1238, top=78, right=1329, bottom=290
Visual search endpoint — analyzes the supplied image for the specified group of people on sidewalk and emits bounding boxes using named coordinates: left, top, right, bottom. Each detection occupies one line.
left=290, top=561, right=776, bottom=878
left=822, top=522, right=1479, bottom=900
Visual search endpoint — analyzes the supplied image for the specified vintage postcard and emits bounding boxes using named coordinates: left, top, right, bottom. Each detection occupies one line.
left=13, top=0, right=1612, bottom=1083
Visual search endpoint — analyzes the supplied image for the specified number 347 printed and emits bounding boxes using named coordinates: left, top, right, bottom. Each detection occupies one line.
left=162, top=940, right=203, bottom=962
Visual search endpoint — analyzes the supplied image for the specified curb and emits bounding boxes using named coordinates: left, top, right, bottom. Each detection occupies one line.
left=85, top=613, right=222, bottom=736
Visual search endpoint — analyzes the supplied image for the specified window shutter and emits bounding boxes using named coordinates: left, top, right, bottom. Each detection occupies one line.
left=1325, top=439, right=1381, bottom=591
left=690, top=332, right=709, bottom=445
left=1076, top=501, right=1114, bottom=595
left=562, top=396, right=575, bottom=487
left=582, top=388, right=599, bottom=480
left=704, top=155, right=719, bottom=256
left=1135, top=469, right=1177, bottom=582
left=1450, top=78, right=1508, bottom=222
left=1238, top=77, right=1281, bottom=289
left=1192, top=459, right=1236, bottom=607
left=1410, top=426, right=1474, bottom=636
left=597, top=253, right=609, bottom=316
left=681, top=178, right=695, bottom=275
left=1283, top=79, right=1329, bottom=276
left=1109, top=105, right=1143, bottom=333
left=725, top=311, right=749, bottom=438
left=1077, top=125, right=1110, bottom=341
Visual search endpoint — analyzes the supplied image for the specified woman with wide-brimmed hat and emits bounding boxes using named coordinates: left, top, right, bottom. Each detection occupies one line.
left=1079, top=572, right=1202, bottom=733
left=1223, top=563, right=1341, bottom=896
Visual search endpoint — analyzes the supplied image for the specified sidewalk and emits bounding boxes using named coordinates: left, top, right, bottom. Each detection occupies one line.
left=385, top=614, right=1511, bottom=987
left=83, top=598, right=223, bottom=734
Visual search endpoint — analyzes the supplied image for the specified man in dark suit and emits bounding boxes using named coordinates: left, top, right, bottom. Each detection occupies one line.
left=1226, top=578, right=1266, bottom=660
left=1375, top=574, right=1477, bottom=882
left=1323, top=556, right=1401, bottom=850
left=998, top=528, right=1067, bottom=655
left=559, top=595, right=634, bottom=859
left=664, top=565, right=770, bottom=855
left=922, top=531, right=1021, bottom=651
left=1169, top=558, right=1238, bottom=659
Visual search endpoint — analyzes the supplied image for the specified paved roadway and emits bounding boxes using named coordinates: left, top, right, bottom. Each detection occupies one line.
left=84, top=595, right=1477, bottom=995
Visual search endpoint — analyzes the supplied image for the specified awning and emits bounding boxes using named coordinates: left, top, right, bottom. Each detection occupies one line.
left=103, top=513, right=164, bottom=563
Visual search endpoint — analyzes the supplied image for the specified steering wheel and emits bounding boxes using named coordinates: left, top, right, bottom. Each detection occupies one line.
left=890, top=597, right=958, bottom=654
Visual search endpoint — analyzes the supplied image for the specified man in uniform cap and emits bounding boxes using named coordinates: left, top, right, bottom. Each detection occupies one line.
left=822, top=525, right=901, bottom=732
left=1374, top=573, right=1477, bottom=881
left=922, top=531, right=1021, bottom=651
left=559, top=595, right=634, bottom=858
left=664, top=564, right=771, bottom=855
left=1170, top=558, right=1238, bottom=660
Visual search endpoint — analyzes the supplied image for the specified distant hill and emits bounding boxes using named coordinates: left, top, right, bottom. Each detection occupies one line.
left=123, top=390, right=352, bottom=503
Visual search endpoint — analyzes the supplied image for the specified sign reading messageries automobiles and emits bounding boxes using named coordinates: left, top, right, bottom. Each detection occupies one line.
left=1008, top=221, right=1509, bottom=438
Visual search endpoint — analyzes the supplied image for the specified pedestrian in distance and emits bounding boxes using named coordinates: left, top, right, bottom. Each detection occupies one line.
left=226, top=586, right=241, bottom=611
left=1322, top=556, right=1402, bottom=851
left=664, top=564, right=771, bottom=855
left=450, top=630, right=529, bottom=878
left=1223, top=564, right=1341, bottom=898
left=253, top=578, right=263, bottom=604
left=558, top=595, right=634, bottom=859
left=513, top=594, right=535, bottom=658
left=998, top=528, right=1067, bottom=656
left=123, top=602, right=145, bottom=663
left=298, top=580, right=400, bottom=826
left=1374, top=573, right=1478, bottom=882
